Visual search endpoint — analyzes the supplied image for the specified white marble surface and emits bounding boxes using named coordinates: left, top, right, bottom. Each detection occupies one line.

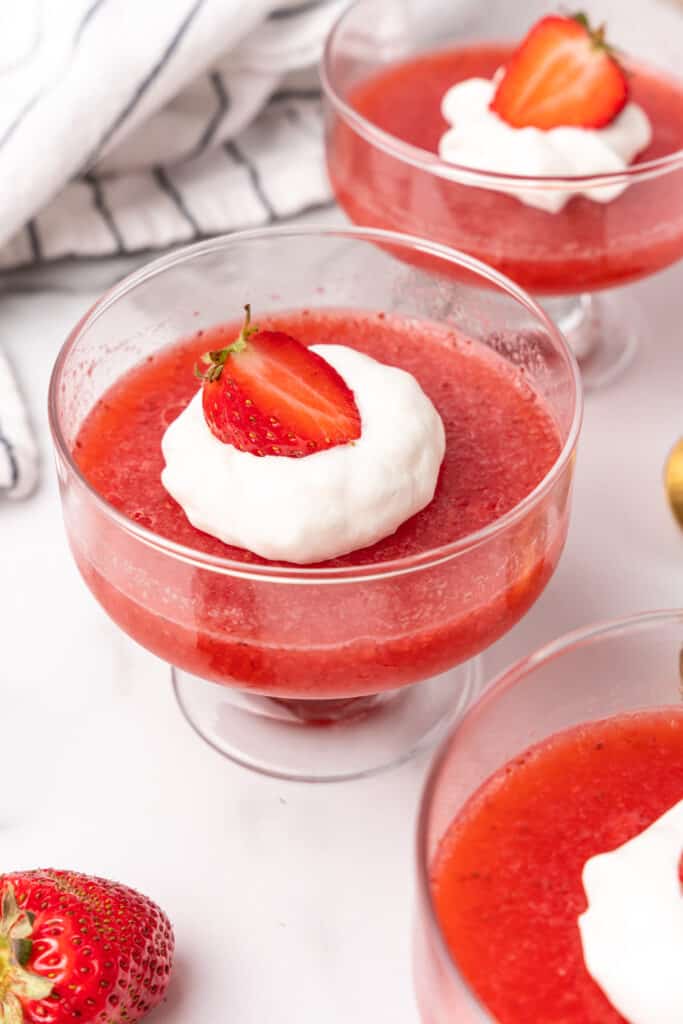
left=1, top=207, right=682, bottom=1023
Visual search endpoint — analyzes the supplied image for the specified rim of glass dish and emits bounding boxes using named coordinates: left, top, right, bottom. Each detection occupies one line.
left=48, top=224, right=582, bottom=584
left=321, top=0, right=683, bottom=190
left=415, top=607, right=683, bottom=1020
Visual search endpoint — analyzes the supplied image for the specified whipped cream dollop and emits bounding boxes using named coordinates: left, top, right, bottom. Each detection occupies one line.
left=578, top=798, right=683, bottom=1023
left=161, top=344, right=445, bottom=564
left=439, top=77, right=652, bottom=213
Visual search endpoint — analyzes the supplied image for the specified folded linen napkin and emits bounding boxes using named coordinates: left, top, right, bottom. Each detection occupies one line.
left=0, top=0, right=345, bottom=498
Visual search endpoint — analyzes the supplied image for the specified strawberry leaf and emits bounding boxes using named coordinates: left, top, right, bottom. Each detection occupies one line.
left=195, top=305, right=256, bottom=382
left=14, top=938, right=32, bottom=968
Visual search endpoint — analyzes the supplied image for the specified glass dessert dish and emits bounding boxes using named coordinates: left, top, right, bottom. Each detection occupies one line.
left=48, top=225, right=580, bottom=783
left=415, top=609, right=683, bottom=1022
left=322, top=0, right=683, bottom=389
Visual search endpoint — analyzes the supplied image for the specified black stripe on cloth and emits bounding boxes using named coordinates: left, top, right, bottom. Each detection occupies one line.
left=75, top=0, right=110, bottom=41
left=153, top=166, right=200, bottom=235
left=84, top=173, right=125, bottom=252
left=82, top=0, right=206, bottom=171
left=0, top=429, right=19, bottom=491
left=269, top=87, right=322, bottom=103
left=26, top=220, right=42, bottom=262
left=223, top=141, right=275, bottom=221
left=2, top=195, right=337, bottom=273
left=187, top=71, right=231, bottom=161
left=0, top=0, right=109, bottom=150
left=268, top=1, right=332, bottom=19
left=290, top=196, right=335, bottom=218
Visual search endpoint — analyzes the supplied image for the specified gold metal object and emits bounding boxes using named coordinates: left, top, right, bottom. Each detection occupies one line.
left=665, top=438, right=683, bottom=530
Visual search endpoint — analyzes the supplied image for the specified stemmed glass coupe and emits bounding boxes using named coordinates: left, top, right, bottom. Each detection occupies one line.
left=414, top=609, right=683, bottom=1021
left=322, top=0, right=683, bottom=388
left=49, top=225, right=580, bottom=782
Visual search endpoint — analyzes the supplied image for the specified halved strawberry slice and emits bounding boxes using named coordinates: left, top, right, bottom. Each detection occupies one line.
left=490, top=12, right=629, bottom=130
left=197, top=305, right=361, bottom=457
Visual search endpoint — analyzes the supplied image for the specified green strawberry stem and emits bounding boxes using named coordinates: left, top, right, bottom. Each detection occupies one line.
left=0, top=884, right=53, bottom=1022
left=195, top=304, right=259, bottom=382
left=571, top=11, right=615, bottom=55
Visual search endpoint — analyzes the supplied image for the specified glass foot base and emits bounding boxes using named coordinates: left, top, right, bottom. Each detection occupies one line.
left=543, top=291, right=641, bottom=391
left=172, top=660, right=484, bottom=783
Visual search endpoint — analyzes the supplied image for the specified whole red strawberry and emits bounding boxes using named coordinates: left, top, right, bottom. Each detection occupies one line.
left=0, top=870, right=174, bottom=1023
left=197, top=305, right=361, bottom=457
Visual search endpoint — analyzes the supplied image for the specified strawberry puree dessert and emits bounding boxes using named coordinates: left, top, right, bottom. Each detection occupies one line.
left=73, top=306, right=565, bottom=697
left=51, top=227, right=580, bottom=777
left=429, top=708, right=683, bottom=1023
left=326, top=11, right=683, bottom=294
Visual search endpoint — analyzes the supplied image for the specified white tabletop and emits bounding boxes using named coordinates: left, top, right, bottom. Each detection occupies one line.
left=1, top=207, right=682, bottom=1024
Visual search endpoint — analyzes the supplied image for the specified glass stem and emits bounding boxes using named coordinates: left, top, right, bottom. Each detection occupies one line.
left=541, top=294, right=596, bottom=362
left=267, top=694, right=382, bottom=725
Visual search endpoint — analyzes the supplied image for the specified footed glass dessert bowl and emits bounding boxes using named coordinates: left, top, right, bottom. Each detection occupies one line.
left=323, top=0, right=683, bottom=389
left=415, top=609, right=683, bottom=1022
left=49, top=226, right=581, bottom=782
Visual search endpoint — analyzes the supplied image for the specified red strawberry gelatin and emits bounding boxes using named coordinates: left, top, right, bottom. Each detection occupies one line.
left=71, top=309, right=569, bottom=699
left=429, top=708, right=683, bottom=1022
left=326, top=43, right=683, bottom=294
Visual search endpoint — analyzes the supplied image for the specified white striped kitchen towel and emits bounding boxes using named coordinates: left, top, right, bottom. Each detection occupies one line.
left=0, top=0, right=346, bottom=498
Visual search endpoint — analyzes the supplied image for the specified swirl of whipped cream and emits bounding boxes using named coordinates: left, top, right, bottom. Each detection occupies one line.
left=439, top=77, right=652, bottom=213
left=578, top=798, right=683, bottom=1023
left=161, top=344, right=445, bottom=564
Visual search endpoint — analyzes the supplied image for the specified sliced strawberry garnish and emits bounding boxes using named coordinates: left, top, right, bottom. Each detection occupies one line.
left=197, top=305, right=361, bottom=457
left=490, top=12, right=629, bottom=130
